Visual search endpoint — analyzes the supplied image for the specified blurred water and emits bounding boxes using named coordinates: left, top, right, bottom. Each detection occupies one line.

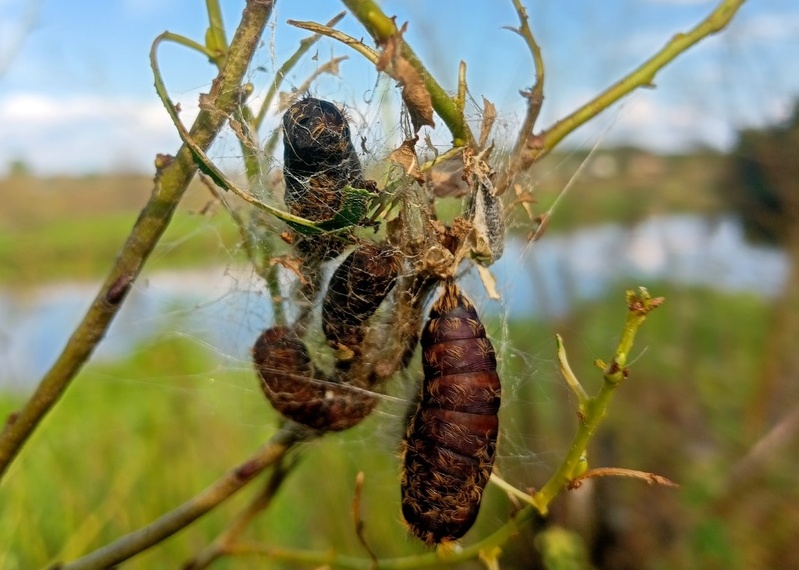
left=0, top=214, right=788, bottom=391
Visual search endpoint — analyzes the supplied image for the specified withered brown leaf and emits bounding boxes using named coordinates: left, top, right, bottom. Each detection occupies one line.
left=479, top=97, right=497, bottom=149
left=376, top=23, right=435, bottom=133
left=388, top=137, right=423, bottom=182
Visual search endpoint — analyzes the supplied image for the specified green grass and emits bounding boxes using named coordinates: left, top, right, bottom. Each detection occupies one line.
left=0, top=210, right=242, bottom=285
left=3, top=282, right=795, bottom=568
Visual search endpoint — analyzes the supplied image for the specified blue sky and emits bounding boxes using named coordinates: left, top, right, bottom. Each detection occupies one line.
left=0, top=0, right=797, bottom=176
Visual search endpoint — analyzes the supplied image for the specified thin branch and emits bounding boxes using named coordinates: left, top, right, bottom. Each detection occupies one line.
left=531, top=288, right=664, bottom=513
left=287, top=19, right=380, bottom=65
left=495, top=0, right=545, bottom=194
left=0, top=0, right=277, bottom=483
left=341, top=0, right=474, bottom=147
left=527, top=0, right=746, bottom=164
left=489, top=473, right=537, bottom=507
left=508, top=0, right=545, bottom=156
left=555, top=334, right=588, bottom=409
left=183, top=456, right=297, bottom=570
left=158, top=30, right=218, bottom=61
left=352, top=471, right=378, bottom=567
left=59, top=425, right=308, bottom=570
left=569, top=467, right=679, bottom=489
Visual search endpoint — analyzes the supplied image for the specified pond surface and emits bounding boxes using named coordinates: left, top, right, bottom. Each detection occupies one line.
left=0, top=214, right=787, bottom=391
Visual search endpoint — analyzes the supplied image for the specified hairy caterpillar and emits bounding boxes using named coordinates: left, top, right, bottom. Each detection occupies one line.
left=252, top=326, right=377, bottom=431
left=322, top=243, right=400, bottom=362
left=282, top=98, right=364, bottom=259
left=401, top=283, right=501, bottom=545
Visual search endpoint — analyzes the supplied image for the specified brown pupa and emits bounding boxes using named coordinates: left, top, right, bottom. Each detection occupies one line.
left=253, top=326, right=377, bottom=432
left=401, top=283, right=501, bottom=545
left=322, top=243, right=400, bottom=361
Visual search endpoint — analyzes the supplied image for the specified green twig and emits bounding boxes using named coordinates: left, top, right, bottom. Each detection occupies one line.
left=341, top=0, right=474, bottom=147
left=528, top=0, right=746, bottom=163
left=0, top=0, right=277, bottom=484
left=157, top=31, right=218, bottom=61
left=149, top=32, right=328, bottom=235
left=531, top=287, right=664, bottom=513
left=204, top=0, right=228, bottom=65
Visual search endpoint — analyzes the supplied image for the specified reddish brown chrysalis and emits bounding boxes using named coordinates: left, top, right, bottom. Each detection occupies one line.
left=322, top=243, right=400, bottom=361
left=401, top=283, right=501, bottom=545
left=252, top=326, right=377, bottom=431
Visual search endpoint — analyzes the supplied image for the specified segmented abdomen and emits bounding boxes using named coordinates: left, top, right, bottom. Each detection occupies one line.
left=252, top=326, right=377, bottom=432
left=401, top=283, right=501, bottom=545
left=322, top=243, right=400, bottom=361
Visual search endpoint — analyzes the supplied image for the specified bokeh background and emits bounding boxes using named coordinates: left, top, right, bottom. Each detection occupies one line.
left=1, top=1, right=798, bottom=568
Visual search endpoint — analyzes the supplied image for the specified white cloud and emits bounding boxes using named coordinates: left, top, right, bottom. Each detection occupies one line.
left=0, top=91, right=205, bottom=175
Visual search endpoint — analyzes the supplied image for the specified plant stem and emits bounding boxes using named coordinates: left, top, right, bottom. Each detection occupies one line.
left=204, top=0, right=228, bottom=65
left=0, top=0, right=276, bottom=483
left=182, top=456, right=296, bottom=570
left=531, top=288, right=663, bottom=513
left=530, top=0, right=746, bottom=162
left=341, top=0, right=474, bottom=147
left=59, top=425, right=307, bottom=570
left=159, top=31, right=218, bottom=60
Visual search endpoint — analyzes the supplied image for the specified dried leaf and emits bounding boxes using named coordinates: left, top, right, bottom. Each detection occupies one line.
left=388, top=137, right=423, bottom=182
left=269, top=255, right=308, bottom=285
left=426, top=160, right=466, bottom=198
left=376, top=23, right=434, bottom=132
left=476, top=264, right=500, bottom=300
left=512, top=182, right=537, bottom=221
left=529, top=212, right=549, bottom=242
left=479, top=97, right=497, bottom=149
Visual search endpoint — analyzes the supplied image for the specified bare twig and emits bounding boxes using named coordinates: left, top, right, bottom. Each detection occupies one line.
left=0, top=0, right=277, bottom=483
left=287, top=18, right=379, bottom=65
left=183, top=456, right=297, bottom=570
left=59, top=425, right=308, bottom=570
left=495, top=0, right=546, bottom=195
left=569, top=467, right=679, bottom=489
left=527, top=0, right=746, bottom=164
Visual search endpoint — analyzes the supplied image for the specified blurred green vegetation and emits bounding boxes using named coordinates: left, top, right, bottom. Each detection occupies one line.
left=2, top=144, right=798, bottom=568
left=1, top=280, right=796, bottom=568
left=0, top=149, right=726, bottom=286
left=0, top=174, right=242, bottom=285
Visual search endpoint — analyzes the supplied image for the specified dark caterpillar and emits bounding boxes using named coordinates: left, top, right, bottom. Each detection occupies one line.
left=401, top=283, right=501, bottom=545
left=282, top=98, right=364, bottom=260
left=252, top=326, right=377, bottom=432
left=322, top=243, right=400, bottom=362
